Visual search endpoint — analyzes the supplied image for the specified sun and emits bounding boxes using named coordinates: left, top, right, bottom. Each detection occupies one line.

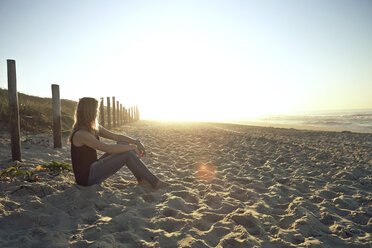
left=112, top=34, right=297, bottom=122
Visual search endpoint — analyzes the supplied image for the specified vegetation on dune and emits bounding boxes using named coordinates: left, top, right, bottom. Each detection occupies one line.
left=39, top=160, right=73, bottom=174
left=0, top=162, right=39, bottom=182
left=0, top=160, right=73, bottom=182
left=0, top=88, right=77, bottom=133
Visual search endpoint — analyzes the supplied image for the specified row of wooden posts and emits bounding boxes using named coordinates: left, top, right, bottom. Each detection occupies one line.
left=7, top=59, right=139, bottom=162
left=99, top=97, right=140, bottom=130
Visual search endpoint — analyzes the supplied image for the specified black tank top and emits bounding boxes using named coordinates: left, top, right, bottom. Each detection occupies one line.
left=70, top=130, right=98, bottom=186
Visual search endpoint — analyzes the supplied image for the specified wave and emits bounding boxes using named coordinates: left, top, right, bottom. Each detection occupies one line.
left=253, top=109, right=372, bottom=132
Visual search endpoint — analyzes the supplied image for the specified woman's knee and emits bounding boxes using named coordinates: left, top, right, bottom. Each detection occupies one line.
left=114, top=150, right=137, bottom=163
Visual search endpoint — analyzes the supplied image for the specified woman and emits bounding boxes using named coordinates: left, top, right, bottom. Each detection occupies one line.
left=69, top=97, right=167, bottom=189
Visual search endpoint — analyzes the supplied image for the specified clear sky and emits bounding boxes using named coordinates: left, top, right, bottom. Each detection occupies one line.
left=1, top=0, right=371, bottom=121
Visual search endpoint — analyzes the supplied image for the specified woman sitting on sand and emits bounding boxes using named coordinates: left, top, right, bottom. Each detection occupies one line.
left=69, top=97, right=167, bottom=189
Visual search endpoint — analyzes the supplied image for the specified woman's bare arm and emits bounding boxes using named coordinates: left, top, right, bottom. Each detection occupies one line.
left=98, top=125, right=146, bottom=156
left=74, top=130, right=138, bottom=154
left=98, top=125, right=139, bottom=144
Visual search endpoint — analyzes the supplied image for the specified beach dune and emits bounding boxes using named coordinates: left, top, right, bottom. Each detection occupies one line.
left=0, top=121, right=371, bottom=247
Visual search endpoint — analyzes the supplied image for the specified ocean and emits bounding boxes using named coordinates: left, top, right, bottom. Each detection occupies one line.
left=241, top=109, right=372, bottom=133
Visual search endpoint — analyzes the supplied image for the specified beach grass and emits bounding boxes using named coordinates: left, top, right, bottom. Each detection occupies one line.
left=0, top=88, right=76, bottom=133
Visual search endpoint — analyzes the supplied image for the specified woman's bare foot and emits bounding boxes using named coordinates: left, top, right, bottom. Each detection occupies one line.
left=153, top=180, right=169, bottom=189
left=138, top=180, right=152, bottom=188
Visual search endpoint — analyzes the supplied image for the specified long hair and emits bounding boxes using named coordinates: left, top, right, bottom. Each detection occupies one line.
left=69, top=97, right=99, bottom=142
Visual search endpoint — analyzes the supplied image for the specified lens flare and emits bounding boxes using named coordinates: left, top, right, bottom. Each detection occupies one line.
left=195, top=163, right=216, bottom=182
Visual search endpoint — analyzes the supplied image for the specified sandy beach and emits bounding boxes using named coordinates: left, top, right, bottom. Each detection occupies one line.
left=0, top=120, right=371, bottom=248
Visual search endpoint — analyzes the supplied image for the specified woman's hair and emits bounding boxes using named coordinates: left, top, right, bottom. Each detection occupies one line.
left=69, top=97, right=100, bottom=142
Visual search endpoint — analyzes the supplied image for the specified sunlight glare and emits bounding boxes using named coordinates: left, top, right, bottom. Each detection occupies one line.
left=195, top=164, right=216, bottom=182
left=103, top=34, right=299, bottom=121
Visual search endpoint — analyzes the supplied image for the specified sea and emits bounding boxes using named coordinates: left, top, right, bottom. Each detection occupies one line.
left=237, top=109, right=372, bottom=133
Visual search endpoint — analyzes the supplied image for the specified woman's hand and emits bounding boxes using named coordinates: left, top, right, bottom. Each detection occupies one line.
left=135, top=140, right=146, bottom=157
left=130, top=144, right=145, bottom=157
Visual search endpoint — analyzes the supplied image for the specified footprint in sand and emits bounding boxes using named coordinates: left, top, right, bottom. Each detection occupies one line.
left=202, top=224, right=232, bottom=247
left=172, top=190, right=199, bottom=204
left=157, top=217, right=188, bottom=233
left=230, top=211, right=262, bottom=236
left=316, top=189, right=339, bottom=200
left=319, top=212, right=335, bottom=226
left=166, top=196, right=198, bottom=214
left=203, top=193, right=224, bottom=210
left=137, top=207, right=156, bottom=218
left=141, top=194, right=156, bottom=203
left=162, top=207, right=178, bottom=218
left=193, top=213, right=226, bottom=232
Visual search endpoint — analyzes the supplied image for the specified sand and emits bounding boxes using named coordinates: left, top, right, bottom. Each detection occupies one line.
left=0, top=120, right=371, bottom=248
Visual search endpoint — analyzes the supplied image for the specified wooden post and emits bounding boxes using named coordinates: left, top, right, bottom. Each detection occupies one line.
left=51, top=84, right=62, bottom=148
left=123, top=106, right=125, bottom=124
left=135, top=105, right=138, bottom=121
left=112, top=97, right=116, bottom=128
left=136, top=105, right=140, bottom=121
left=107, top=97, right=111, bottom=129
left=130, top=107, right=133, bottom=123
left=123, top=105, right=125, bottom=125
left=120, top=104, right=123, bottom=126
left=7, top=59, right=21, bottom=161
left=132, top=107, right=134, bottom=122
left=123, top=107, right=127, bottom=124
left=100, top=97, right=105, bottom=127
left=135, top=106, right=137, bottom=121
left=133, top=106, right=136, bottom=121
left=116, top=101, right=119, bottom=127
left=129, top=107, right=131, bottom=123
left=127, top=107, right=130, bottom=123
left=132, top=107, right=135, bottom=122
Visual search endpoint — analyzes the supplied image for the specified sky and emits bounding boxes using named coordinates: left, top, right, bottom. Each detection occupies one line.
left=1, top=0, right=371, bottom=121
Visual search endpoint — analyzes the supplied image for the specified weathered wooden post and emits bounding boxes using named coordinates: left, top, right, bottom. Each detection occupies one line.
left=100, top=97, right=105, bottom=127
left=112, top=97, right=116, bottom=128
left=130, top=107, right=134, bottom=123
left=123, top=107, right=125, bottom=125
left=123, top=107, right=127, bottom=124
left=134, top=106, right=137, bottom=121
left=127, top=107, right=130, bottom=123
left=136, top=105, right=140, bottom=121
left=107, top=97, right=111, bottom=129
left=116, top=101, right=119, bottom=126
left=133, top=106, right=136, bottom=122
left=132, top=107, right=135, bottom=122
left=135, top=105, right=138, bottom=121
left=120, top=104, right=123, bottom=126
left=123, top=105, right=125, bottom=125
left=133, top=107, right=135, bottom=122
left=133, top=106, right=136, bottom=121
left=51, top=84, right=62, bottom=148
left=128, top=107, right=132, bottom=123
left=7, top=59, right=22, bottom=161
